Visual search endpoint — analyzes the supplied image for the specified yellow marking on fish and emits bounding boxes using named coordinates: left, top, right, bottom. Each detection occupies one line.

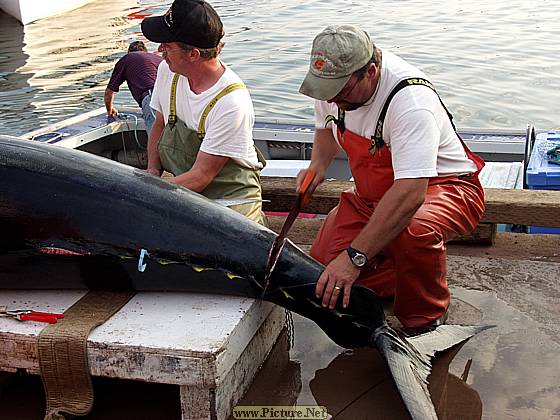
left=157, top=259, right=182, bottom=265
left=279, top=289, right=296, bottom=301
left=307, top=299, right=322, bottom=309
left=192, top=266, right=214, bottom=272
left=226, top=273, right=244, bottom=280
left=332, top=310, right=353, bottom=319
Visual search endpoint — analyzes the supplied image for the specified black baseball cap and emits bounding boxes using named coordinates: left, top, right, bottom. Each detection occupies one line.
left=141, top=0, right=224, bottom=49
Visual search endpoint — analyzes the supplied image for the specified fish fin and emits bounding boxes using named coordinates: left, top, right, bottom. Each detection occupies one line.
left=373, top=324, right=491, bottom=420
left=406, top=324, right=493, bottom=358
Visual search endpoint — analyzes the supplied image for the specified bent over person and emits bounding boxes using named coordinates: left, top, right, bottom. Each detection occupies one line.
left=104, top=41, right=162, bottom=134
left=297, top=25, right=485, bottom=330
left=141, top=0, right=265, bottom=223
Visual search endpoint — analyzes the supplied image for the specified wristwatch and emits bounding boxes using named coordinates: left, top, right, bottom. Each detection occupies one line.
left=347, top=246, right=368, bottom=268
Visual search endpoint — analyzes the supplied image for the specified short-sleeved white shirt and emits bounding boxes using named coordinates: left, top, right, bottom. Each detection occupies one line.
left=315, top=50, right=477, bottom=179
left=151, top=61, right=262, bottom=170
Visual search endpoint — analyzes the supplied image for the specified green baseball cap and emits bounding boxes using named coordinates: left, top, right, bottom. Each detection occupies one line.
left=299, top=25, right=374, bottom=101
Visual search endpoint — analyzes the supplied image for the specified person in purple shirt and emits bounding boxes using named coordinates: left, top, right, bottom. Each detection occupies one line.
left=104, top=41, right=163, bottom=134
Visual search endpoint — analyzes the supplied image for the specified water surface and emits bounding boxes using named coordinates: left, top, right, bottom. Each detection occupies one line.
left=1, top=0, right=560, bottom=136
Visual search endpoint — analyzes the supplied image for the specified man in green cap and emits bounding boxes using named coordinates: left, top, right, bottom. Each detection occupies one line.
left=141, top=0, right=265, bottom=223
left=297, top=24, right=486, bottom=331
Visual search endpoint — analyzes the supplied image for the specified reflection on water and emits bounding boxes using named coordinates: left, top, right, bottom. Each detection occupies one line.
left=1, top=0, right=560, bottom=136
left=232, top=287, right=560, bottom=419
left=0, top=0, right=141, bottom=133
left=0, top=12, right=31, bottom=128
left=277, top=287, right=558, bottom=419
left=310, top=344, right=481, bottom=420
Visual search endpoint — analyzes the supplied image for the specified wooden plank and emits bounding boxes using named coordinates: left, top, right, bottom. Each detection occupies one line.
left=214, top=307, right=285, bottom=420
left=261, top=177, right=560, bottom=227
left=447, top=232, right=560, bottom=263
left=262, top=177, right=343, bottom=215
left=447, top=223, right=496, bottom=245
left=179, top=386, right=213, bottom=420
left=296, top=232, right=560, bottom=263
left=179, top=307, right=285, bottom=420
left=483, top=188, right=560, bottom=227
left=266, top=216, right=322, bottom=245
left=266, top=216, right=496, bottom=246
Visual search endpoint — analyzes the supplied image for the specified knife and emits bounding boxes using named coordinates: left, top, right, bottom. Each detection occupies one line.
left=262, top=170, right=316, bottom=296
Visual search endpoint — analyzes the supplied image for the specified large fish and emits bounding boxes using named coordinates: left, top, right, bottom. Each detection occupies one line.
left=0, top=135, right=489, bottom=420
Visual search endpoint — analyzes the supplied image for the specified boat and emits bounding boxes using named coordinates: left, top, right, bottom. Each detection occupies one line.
left=22, top=106, right=534, bottom=189
left=0, top=0, right=93, bottom=24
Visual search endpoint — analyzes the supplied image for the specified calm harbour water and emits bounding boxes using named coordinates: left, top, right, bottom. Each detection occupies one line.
left=1, top=0, right=560, bottom=137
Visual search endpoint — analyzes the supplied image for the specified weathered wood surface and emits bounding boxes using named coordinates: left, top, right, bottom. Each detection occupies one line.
left=447, top=232, right=560, bottom=263
left=267, top=215, right=497, bottom=246
left=0, top=291, right=285, bottom=420
left=296, top=232, right=560, bottom=263
left=262, top=177, right=560, bottom=227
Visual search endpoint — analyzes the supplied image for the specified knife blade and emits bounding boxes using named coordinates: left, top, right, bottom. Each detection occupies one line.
left=262, top=170, right=316, bottom=296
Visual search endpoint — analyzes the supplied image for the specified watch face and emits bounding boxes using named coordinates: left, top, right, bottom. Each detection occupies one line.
left=353, top=254, right=367, bottom=267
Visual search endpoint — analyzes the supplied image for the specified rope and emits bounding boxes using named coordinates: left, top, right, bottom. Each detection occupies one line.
left=284, top=309, right=295, bottom=350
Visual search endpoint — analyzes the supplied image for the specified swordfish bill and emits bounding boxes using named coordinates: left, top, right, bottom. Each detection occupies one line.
left=0, top=136, right=490, bottom=420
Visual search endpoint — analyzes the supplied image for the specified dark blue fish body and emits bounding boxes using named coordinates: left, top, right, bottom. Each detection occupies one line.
left=0, top=136, right=489, bottom=419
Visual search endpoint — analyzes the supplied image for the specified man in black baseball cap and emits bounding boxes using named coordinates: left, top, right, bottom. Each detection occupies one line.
left=140, top=0, right=266, bottom=225
left=141, top=0, right=224, bottom=49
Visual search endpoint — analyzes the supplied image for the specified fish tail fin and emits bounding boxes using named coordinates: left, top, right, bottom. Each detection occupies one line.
left=371, top=324, right=492, bottom=420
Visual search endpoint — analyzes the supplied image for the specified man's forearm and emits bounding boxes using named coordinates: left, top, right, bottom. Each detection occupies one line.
left=172, top=151, right=229, bottom=192
left=351, top=179, right=428, bottom=258
left=147, top=113, right=165, bottom=175
left=172, top=168, right=212, bottom=192
left=310, top=128, right=341, bottom=174
left=104, top=89, right=116, bottom=113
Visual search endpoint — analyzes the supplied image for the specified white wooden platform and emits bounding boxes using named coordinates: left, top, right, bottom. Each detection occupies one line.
left=0, top=290, right=285, bottom=420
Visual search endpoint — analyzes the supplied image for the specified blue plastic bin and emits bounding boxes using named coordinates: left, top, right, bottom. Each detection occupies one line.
left=526, top=132, right=560, bottom=234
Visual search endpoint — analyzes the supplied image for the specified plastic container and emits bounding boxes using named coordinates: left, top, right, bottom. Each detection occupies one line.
left=525, top=132, right=560, bottom=234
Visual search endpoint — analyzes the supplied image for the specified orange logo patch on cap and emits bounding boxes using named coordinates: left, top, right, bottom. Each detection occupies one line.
left=313, top=59, right=326, bottom=70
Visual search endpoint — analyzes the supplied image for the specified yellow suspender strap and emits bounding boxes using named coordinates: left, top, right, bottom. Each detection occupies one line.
left=168, top=73, right=181, bottom=126
left=197, top=82, right=246, bottom=139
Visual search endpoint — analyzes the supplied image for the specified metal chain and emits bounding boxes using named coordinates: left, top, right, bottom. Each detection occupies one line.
left=284, top=308, right=295, bottom=349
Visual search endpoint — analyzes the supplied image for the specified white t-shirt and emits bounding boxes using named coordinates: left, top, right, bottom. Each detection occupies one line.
left=151, top=61, right=262, bottom=170
left=315, top=50, right=477, bottom=179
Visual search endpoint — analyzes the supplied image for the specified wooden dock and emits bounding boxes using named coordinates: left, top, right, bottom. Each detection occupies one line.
left=262, top=176, right=560, bottom=245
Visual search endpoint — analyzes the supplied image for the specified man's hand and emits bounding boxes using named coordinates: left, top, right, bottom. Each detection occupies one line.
left=147, top=167, right=162, bottom=177
left=104, top=88, right=118, bottom=118
left=107, top=106, right=118, bottom=118
left=296, top=167, right=324, bottom=202
left=295, top=128, right=340, bottom=199
left=315, top=251, right=360, bottom=309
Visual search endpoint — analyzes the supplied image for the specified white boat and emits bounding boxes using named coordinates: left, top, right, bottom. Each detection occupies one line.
left=0, top=0, right=93, bottom=24
left=22, top=106, right=534, bottom=190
